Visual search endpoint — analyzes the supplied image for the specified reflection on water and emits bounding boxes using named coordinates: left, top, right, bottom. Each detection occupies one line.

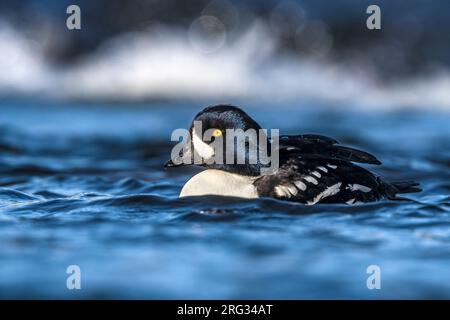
left=0, top=102, right=449, bottom=298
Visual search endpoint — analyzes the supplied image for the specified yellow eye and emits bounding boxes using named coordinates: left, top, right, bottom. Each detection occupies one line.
left=212, top=129, right=222, bottom=137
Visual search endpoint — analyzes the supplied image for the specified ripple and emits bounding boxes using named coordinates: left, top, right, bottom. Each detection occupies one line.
left=0, top=104, right=449, bottom=298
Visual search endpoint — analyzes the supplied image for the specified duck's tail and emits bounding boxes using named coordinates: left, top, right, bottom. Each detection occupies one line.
left=379, top=179, right=422, bottom=200
left=390, top=180, right=422, bottom=194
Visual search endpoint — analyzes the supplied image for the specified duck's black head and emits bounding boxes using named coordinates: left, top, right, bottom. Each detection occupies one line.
left=165, top=104, right=270, bottom=176
left=192, top=104, right=262, bottom=134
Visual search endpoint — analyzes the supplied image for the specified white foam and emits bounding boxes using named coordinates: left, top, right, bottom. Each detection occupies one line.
left=1, top=20, right=449, bottom=110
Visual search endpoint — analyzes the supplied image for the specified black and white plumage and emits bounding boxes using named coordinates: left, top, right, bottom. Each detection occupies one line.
left=165, top=105, right=421, bottom=204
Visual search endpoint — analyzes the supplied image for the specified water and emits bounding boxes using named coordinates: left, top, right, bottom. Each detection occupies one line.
left=0, top=101, right=449, bottom=299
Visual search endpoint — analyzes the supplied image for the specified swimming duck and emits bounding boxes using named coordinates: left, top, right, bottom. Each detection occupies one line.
left=165, top=105, right=421, bottom=204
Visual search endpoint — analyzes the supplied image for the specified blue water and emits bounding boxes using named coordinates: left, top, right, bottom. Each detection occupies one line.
left=0, top=101, right=449, bottom=299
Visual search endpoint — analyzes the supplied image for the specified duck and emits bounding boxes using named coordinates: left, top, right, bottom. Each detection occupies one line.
left=165, top=105, right=421, bottom=204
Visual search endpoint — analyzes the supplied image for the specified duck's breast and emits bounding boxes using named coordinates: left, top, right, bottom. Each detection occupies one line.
left=179, top=169, right=259, bottom=198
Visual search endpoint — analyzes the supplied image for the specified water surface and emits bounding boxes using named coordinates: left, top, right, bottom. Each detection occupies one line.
left=0, top=101, right=449, bottom=298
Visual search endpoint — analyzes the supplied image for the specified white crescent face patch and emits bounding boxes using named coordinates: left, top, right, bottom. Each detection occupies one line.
left=192, top=128, right=215, bottom=159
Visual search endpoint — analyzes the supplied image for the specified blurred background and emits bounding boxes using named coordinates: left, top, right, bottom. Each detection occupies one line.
left=1, top=0, right=449, bottom=108
left=1, top=1, right=450, bottom=299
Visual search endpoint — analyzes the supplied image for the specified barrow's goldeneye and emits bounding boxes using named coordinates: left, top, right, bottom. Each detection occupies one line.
left=165, top=105, right=421, bottom=204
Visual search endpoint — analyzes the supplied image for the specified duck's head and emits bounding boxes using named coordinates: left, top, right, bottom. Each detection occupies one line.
left=165, top=104, right=270, bottom=176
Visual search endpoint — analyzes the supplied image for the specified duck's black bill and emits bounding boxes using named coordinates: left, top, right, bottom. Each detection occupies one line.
left=164, top=159, right=180, bottom=168
left=164, top=159, right=191, bottom=168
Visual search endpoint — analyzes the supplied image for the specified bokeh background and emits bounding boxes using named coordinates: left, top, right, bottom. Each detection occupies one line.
left=1, top=0, right=450, bottom=108
left=1, top=1, right=450, bottom=299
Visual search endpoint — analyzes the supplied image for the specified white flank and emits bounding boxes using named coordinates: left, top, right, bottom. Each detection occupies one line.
left=327, top=164, right=337, bottom=169
left=275, top=186, right=287, bottom=197
left=307, top=182, right=342, bottom=205
left=317, top=166, right=328, bottom=173
left=346, top=198, right=356, bottom=205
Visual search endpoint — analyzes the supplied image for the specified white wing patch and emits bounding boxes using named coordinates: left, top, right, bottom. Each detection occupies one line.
left=327, top=164, right=337, bottom=169
left=294, top=180, right=307, bottom=191
left=275, top=184, right=298, bottom=198
left=307, top=182, right=342, bottom=205
left=311, top=171, right=321, bottom=178
left=347, top=184, right=372, bottom=193
left=286, top=184, right=298, bottom=196
left=317, top=166, right=328, bottom=173
left=304, top=176, right=318, bottom=185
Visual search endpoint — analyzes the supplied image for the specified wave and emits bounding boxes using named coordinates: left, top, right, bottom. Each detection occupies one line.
left=0, top=20, right=450, bottom=110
